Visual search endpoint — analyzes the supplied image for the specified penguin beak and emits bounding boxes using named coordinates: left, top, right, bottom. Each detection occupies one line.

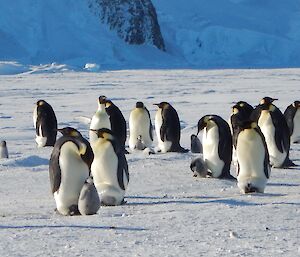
left=153, top=103, right=159, bottom=106
left=56, top=128, right=64, bottom=134
left=89, top=129, right=98, bottom=134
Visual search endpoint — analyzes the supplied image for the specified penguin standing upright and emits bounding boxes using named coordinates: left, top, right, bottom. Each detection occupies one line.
left=235, top=121, right=270, bottom=193
left=33, top=100, right=57, bottom=147
left=154, top=102, right=188, bottom=153
left=284, top=101, right=300, bottom=143
left=197, top=115, right=234, bottom=179
left=129, top=101, right=153, bottom=151
left=90, top=128, right=129, bottom=206
left=251, top=97, right=294, bottom=168
left=103, top=99, right=127, bottom=153
left=230, top=101, right=254, bottom=148
left=49, top=127, right=93, bottom=216
left=89, top=96, right=111, bottom=145
left=0, top=141, right=9, bottom=159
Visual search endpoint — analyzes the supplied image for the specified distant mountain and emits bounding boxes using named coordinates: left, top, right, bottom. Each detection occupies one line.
left=88, top=0, right=165, bottom=51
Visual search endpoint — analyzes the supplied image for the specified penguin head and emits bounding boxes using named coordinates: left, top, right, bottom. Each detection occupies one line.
left=239, top=120, right=258, bottom=130
left=90, top=128, right=115, bottom=141
left=259, top=97, right=278, bottom=111
left=98, top=95, right=107, bottom=104
left=293, top=101, right=300, bottom=108
left=0, top=140, right=6, bottom=147
left=136, top=101, right=144, bottom=108
left=154, top=102, right=169, bottom=109
left=104, top=99, right=114, bottom=108
left=57, top=127, right=82, bottom=138
left=36, top=99, right=47, bottom=106
left=197, top=115, right=214, bottom=134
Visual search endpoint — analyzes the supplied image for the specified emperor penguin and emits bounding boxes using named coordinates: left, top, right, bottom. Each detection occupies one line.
left=49, top=127, right=93, bottom=216
left=104, top=99, right=127, bottom=153
left=129, top=102, right=153, bottom=151
left=0, top=141, right=9, bottom=159
left=251, top=97, right=295, bottom=168
left=89, top=96, right=111, bottom=145
left=284, top=101, right=300, bottom=143
left=90, top=128, right=129, bottom=206
left=154, top=102, right=188, bottom=153
left=230, top=101, right=254, bottom=148
left=78, top=177, right=100, bottom=215
left=33, top=100, right=57, bottom=147
left=235, top=121, right=270, bottom=193
left=197, top=115, right=234, bottom=179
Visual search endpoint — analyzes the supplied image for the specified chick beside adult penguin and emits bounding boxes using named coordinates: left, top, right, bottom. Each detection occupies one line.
left=197, top=115, right=234, bottom=179
left=49, top=127, right=94, bottom=216
left=129, top=101, right=153, bottom=151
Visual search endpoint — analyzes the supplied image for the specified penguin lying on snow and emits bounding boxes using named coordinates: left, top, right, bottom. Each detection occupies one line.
left=251, top=97, right=295, bottom=168
left=49, top=127, right=95, bottom=216
left=197, top=115, right=235, bottom=179
left=90, top=128, right=129, bottom=206
left=129, top=101, right=153, bottom=151
left=154, top=102, right=188, bottom=153
left=33, top=100, right=57, bottom=147
left=235, top=121, right=270, bottom=193
left=284, top=100, right=300, bottom=144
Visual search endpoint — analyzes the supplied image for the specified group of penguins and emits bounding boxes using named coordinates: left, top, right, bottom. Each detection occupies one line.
left=29, top=96, right=300, bottom=216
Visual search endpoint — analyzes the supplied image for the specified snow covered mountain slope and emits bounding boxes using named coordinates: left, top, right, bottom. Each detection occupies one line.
left=0, top=0, right=300, bottom=70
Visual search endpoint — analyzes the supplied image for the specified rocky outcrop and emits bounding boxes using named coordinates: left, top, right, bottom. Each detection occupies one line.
left=87, top=0, right=165, bottom=51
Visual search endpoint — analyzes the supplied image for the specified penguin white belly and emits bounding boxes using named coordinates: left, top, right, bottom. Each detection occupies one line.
left=54, top=142, right=90, bottom=215
left=35, top=125, right=47, bottom=147
left=91, top=141, right=125, bottom=205
left=33, top=106, right=37, bottom=129
left=291, top=109, right=300, bottom=143
left=202, top=127, right=224, bottom=178
left=155, top=109, right=172, bottom=153
left=236, top=130, right=268, bottom=193
left=89, top=111, right=111, bottom=144
left=258, top=111, right=286, bottom=167
left=129, top=110, right=152, bottom=150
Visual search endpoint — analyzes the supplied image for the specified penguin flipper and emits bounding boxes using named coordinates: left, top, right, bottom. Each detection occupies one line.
left=283, top=105, right=295, bottom=136
left=49, top=146, right=61, bottom=194
left=146, top=107, right=153, bottom=141
left=117, top=153, right=129, bottom=191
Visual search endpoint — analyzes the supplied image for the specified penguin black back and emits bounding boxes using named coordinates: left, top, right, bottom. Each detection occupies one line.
left=35, top=99, right=57, bottom=146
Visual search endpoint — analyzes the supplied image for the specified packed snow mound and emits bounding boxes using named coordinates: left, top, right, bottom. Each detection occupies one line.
left=0, top=0, right=300, bottom=69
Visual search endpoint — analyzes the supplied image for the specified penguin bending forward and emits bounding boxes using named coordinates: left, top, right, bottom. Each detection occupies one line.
left=90, top=128, right=129, bottom=206
left=284, top=101, right=300, bottom=143
left=129, top=102, right=153, bottom=151
left=235, top=121, right=270, bottom=193
left=197, top=115, right=234, bottom=179
left=33, top=100, right=57, bottom=147
left=154, top=102, right=188, bottom=153
left=49, top=127, right=94, bottom=215
left=251, top=97, right=295, bottom=168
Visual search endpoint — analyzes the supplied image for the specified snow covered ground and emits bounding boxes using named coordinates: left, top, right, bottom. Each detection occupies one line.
left=0, top=69, right=299, bottom=256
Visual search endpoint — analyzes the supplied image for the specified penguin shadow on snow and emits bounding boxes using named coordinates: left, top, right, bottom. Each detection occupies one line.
left=0, top=224, right=147, bottom=231
left=125, top=195, right=263, bottom=207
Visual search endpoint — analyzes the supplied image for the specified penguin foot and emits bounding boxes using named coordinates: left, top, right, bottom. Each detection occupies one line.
left=244, top=184, right=260, bottom=194
left=69, top=205, right=80, bottom=216
left=169, top=145, right=189, bottom=153
left=280, top=158, right=297, bottom=168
